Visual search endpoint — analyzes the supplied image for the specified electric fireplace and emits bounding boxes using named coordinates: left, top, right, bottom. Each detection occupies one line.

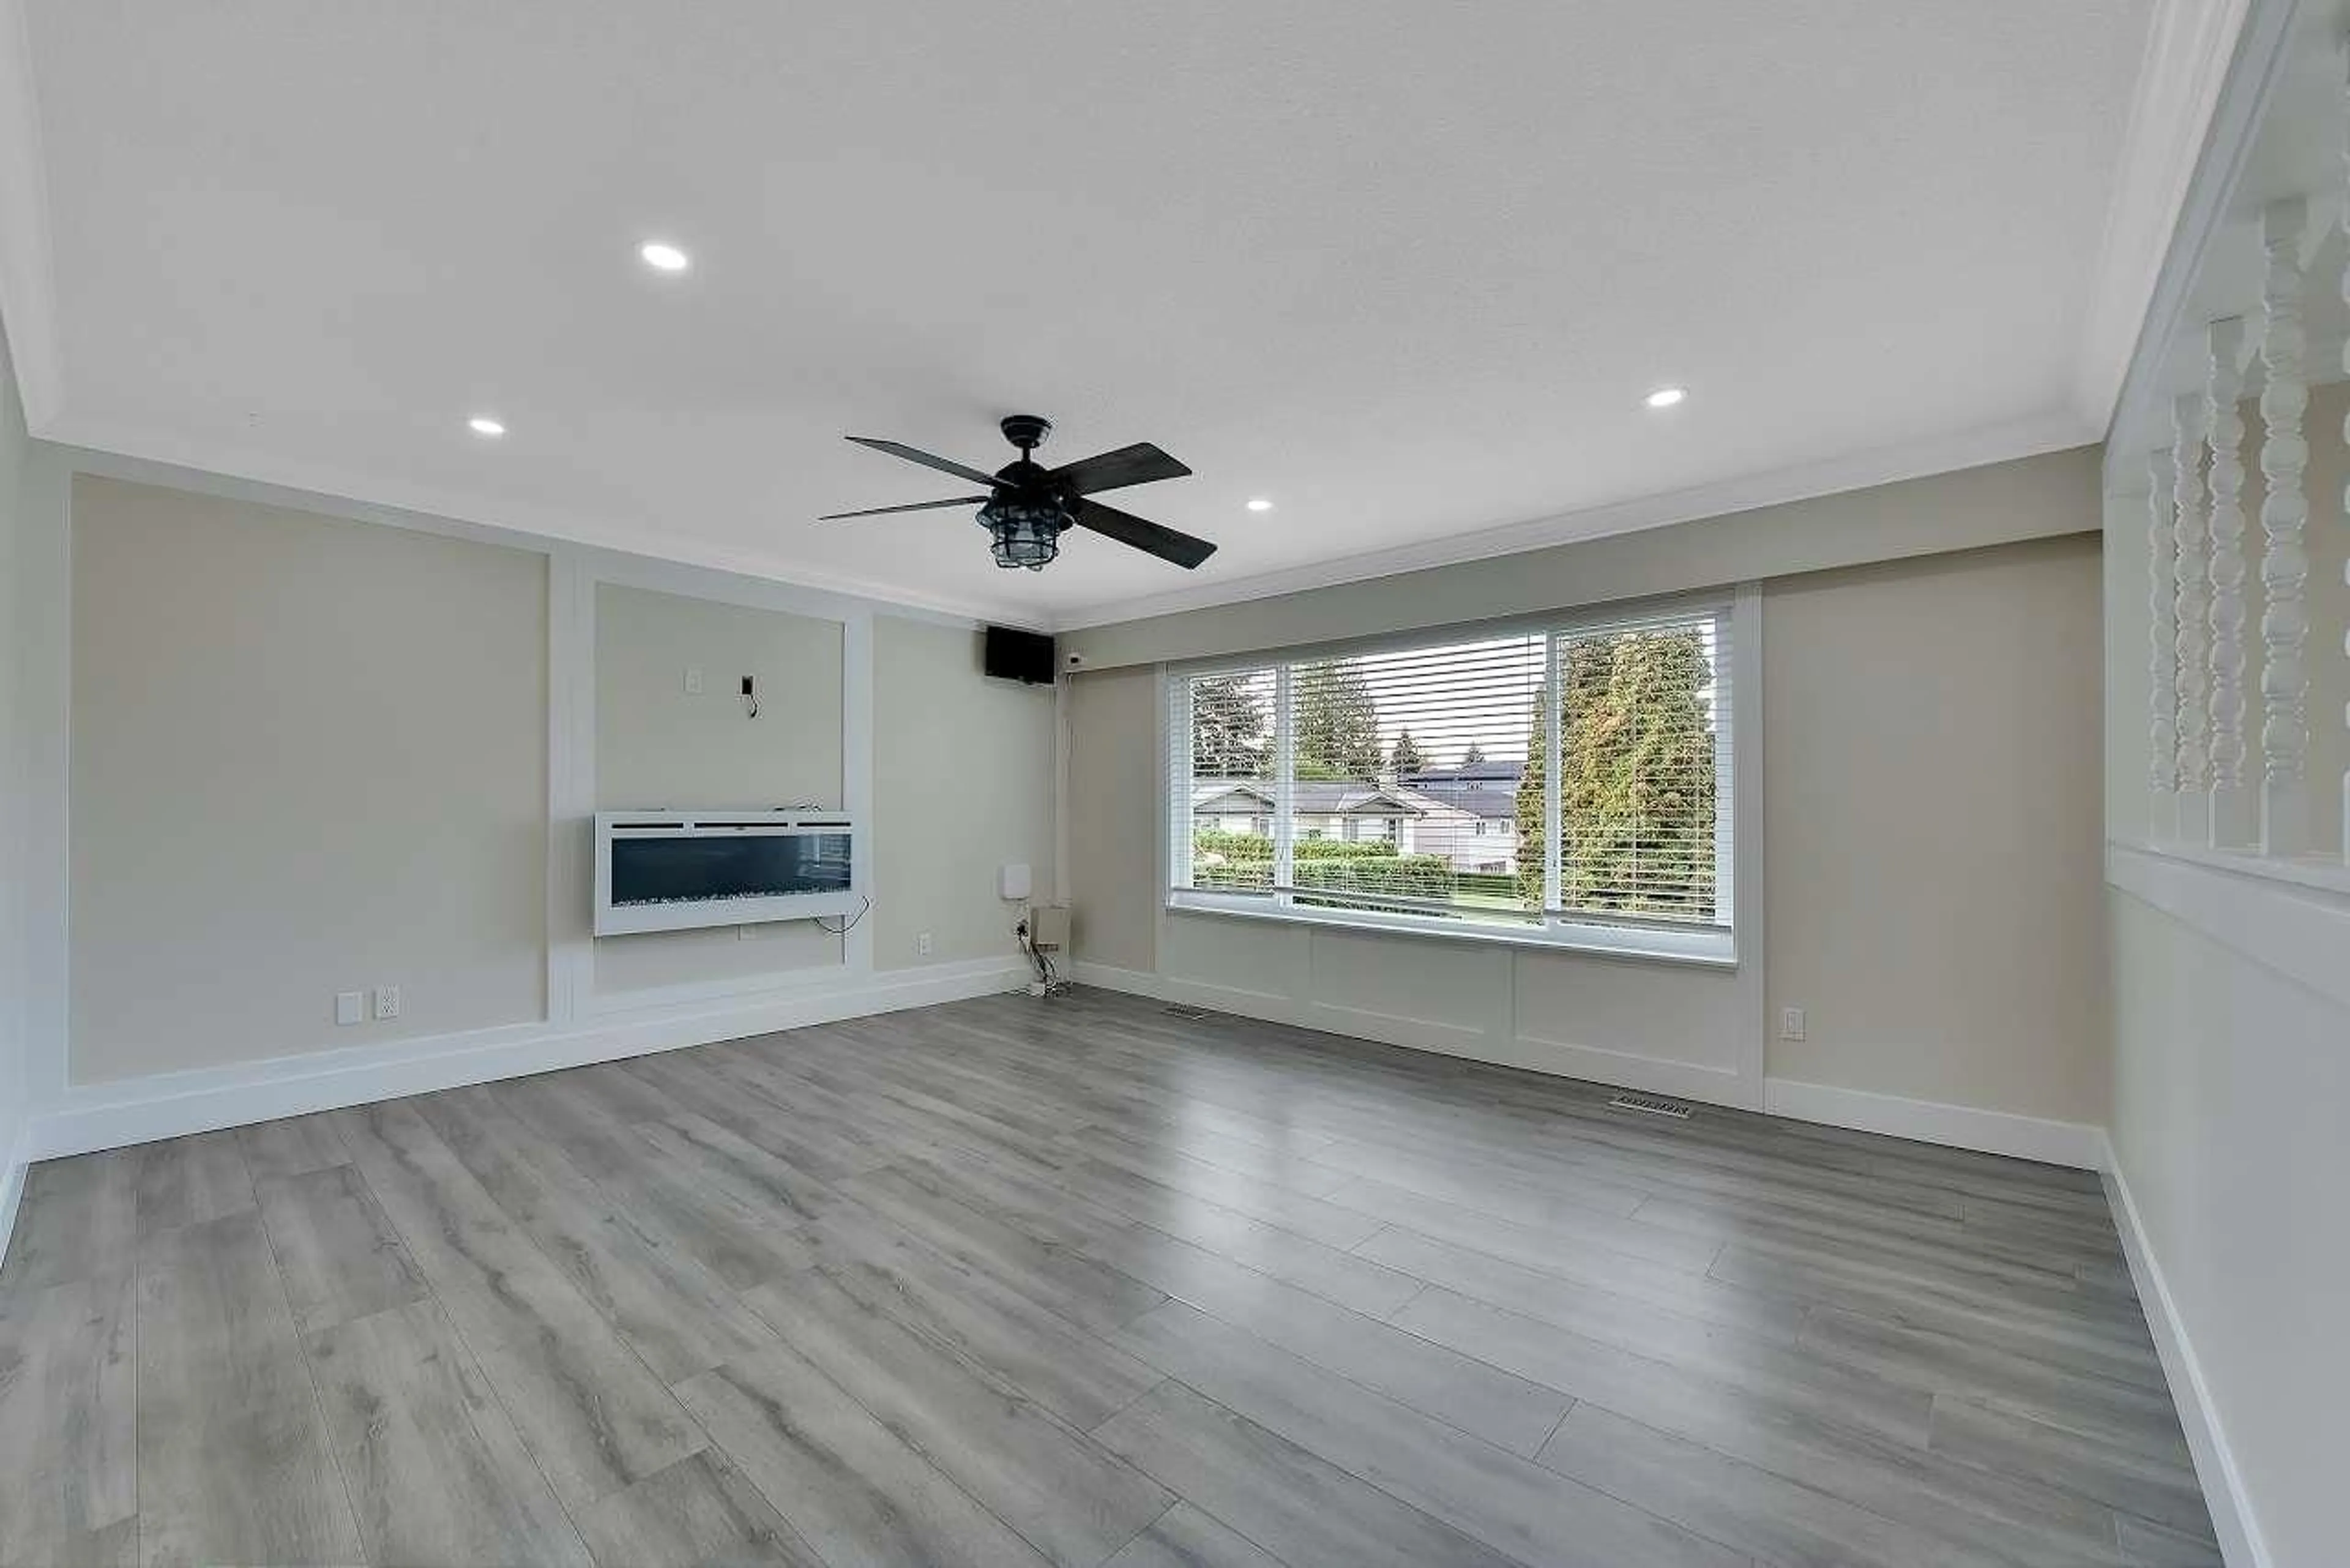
left=592, top=810, right=859, bottom=935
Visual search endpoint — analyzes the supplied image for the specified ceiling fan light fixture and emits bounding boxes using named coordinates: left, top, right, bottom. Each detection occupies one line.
left=826, top=417, right=1215, bottom=571
left=979, top=495, right=1065, bottom=571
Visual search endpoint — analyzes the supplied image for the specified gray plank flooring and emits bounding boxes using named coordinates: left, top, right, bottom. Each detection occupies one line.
left=0, top=988, right=2214, bottom=1566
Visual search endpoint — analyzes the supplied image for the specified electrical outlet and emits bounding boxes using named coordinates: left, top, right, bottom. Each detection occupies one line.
left=684, top=665, right=704, bottom=695
left=916, top=931, right=933, bottom=958
left=334, top=990, right=364, bottom=1026
left=373, top=985, right=401, bottom=1021
left=1779, top=1006, right=1806, bottom=1042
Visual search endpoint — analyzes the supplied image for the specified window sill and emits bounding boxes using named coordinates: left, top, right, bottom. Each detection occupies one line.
left=1165, top=891, right=1739, bottom=969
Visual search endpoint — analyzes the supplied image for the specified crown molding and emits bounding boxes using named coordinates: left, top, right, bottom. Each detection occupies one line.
left=2072, top=0, right=2268, bottom=435
left=43, top=414, right=1051, bottom=630
left=0, top=0, right=61, bottom=429
left=1048, top=406, right=2095, bottom=632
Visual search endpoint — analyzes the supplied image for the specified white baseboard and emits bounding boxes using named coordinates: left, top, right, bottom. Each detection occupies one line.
left=26, top=958, right=1029, bottom=1160
left=1066, top=961, right=1177, bottom=1002
left=1760, top=1078, right=2105, bottom=1170
left=2102, top=1136, right=2269, bottom=1568
left=1075, top=962, right=2102, bottom=1168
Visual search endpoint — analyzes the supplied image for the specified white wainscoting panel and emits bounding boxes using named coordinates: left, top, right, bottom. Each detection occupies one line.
left=1097, top=905, right=1769, bottom=1110
left=1305, top=927, right=1510, bottom=1054
left=1515, top=944, right=1751, bottom=1106
left=1158, top=910, right=1311, bottom=1009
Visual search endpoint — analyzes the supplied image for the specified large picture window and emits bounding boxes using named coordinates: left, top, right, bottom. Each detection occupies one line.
left=1166, top=598, right=1741, bottom=960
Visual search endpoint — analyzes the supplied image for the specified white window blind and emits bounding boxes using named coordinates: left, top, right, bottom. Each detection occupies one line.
left=1182, top=665, right=1277, bottom=893
left=1168, top=598, right=1736, bottom=954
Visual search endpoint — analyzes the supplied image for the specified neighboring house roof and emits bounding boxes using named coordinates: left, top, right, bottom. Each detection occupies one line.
left=1192, top=778, right=1424, bottom=817
left=1441, top=785, right=1520, bottom=820
left=1387, top=785, right=1472, bottom=818
left=1403, top=762, right=1526, bottom=788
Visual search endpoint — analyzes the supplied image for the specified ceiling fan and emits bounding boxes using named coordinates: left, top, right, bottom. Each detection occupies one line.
left=820, top=414, right=1217, bottom=572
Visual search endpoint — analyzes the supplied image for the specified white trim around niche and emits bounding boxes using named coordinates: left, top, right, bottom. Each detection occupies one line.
left=564, top=548, right=881, bottom=1018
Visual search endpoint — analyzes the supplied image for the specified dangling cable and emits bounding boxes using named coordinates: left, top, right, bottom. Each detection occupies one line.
left=815, top=893, right=870, bottom=936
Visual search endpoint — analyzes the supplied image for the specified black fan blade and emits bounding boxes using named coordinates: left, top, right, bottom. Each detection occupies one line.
left=818, top=495, right=988, bottom=520
left=1046, top=441, right=1192, bottom=497
left=845, top=436, right=1004, bottom=491
left=1071, top=498, right=1217, bottom=569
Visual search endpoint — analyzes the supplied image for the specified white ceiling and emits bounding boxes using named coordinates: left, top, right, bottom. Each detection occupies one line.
left=6, top=1, right=2170, bottom=625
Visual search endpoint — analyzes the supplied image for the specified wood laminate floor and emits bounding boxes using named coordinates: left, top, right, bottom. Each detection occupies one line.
left=0, top=989, right=2214, bottom=1567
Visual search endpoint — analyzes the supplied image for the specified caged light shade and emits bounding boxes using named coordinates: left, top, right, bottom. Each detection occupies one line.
left=979, top=496, right=1067, bottom=570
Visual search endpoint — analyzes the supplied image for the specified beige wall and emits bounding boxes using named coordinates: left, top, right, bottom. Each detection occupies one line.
left=591, top=583, right=846, bottom=994
left=1065, top=521, right=2107, bottom=1124
left=69, top=476, right=549, bottom=1082
left=1065, top=663, right=1160, bottom=972
left=1764, top=535, right=2108, bottom=1121
left=594, top=583, right=843, bottom=808
left=872, top=617, right=1055, bottom=971
left=1063, top=446, right=2099, bottom=670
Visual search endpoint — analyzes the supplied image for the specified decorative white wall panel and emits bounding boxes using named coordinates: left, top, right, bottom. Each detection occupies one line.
left=2205, top=317, right=2250, bottom=847
left=2257, top=198, right=2310, bottom=857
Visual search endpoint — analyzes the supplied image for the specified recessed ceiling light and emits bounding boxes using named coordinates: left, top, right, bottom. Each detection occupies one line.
left=1245, top=498, right=1274, bottom=512
left=639, top=241, right=690, bottom=272
left=468, top=416, right=506, bottom=437
left=1644, top=386, right=1687, bottom=409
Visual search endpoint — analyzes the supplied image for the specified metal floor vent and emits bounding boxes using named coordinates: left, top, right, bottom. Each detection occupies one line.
left=1162, top=1004, right=1210, bottom=1020
left=1608, top=1092, right=1692, bottom=1120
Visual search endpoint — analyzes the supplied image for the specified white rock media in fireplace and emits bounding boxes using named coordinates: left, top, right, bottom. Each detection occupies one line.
left=592, top=810, right=860, bottom=936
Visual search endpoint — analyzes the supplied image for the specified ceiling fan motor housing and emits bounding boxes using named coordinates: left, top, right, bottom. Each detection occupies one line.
left=998, top=413, right=1053, bottom=452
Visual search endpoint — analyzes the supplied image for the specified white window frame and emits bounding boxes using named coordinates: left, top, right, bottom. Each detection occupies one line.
left=1164, top=589, right=1759, bottom=968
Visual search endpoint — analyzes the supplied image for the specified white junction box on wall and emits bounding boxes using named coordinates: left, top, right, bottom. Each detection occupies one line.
left=1028, top=905, right=1070, bottom=950
left=594, top=810, right=860, bottom=936
left=999, top=862, right=1032, bottom=902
